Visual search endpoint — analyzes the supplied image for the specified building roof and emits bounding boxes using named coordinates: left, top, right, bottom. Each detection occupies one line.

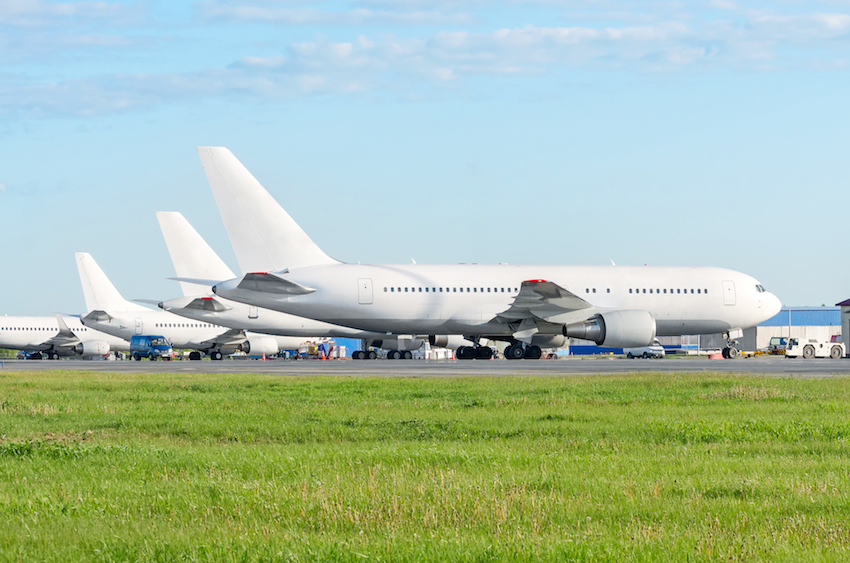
left=836, top=299, right=850, bottom=307
left=759, top=307, right=840, bottom=327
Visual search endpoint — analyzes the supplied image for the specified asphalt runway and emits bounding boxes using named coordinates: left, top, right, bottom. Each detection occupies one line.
left=3, top=356, right=850, bottom=377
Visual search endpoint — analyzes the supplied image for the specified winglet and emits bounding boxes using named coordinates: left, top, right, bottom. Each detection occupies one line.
left=54, top=314, right=74, bottom=336
left=197, top=146, right=340, bottom=272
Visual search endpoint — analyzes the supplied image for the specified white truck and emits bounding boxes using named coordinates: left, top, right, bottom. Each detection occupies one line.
left=785, top=337, right=845, bottom=359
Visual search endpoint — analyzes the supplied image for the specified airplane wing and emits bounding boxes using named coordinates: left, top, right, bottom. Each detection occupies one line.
left=188, top=328, right=247, bottom=350
left=35, top=314, right=82, bottom=351
left=495, top=280, right=598, bottom=342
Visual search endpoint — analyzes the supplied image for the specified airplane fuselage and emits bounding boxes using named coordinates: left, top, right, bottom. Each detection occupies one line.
left=0, top=316, right=129, bottom=353
left=215, top=264, right=782, bottom=339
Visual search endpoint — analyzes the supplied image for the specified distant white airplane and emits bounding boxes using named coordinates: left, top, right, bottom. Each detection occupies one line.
left=199, top=147, right=782, bottom=360
left=155, top=211, right=434, bottom=358
left=75, top=252, right=300, bottom=360
left=0, top=313, right=124, bottom=359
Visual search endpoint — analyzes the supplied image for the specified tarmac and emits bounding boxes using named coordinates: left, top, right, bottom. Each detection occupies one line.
left=3, top=356, right=850, bottom=377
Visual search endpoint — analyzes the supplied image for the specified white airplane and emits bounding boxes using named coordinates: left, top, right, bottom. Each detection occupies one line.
left=0, top=313, right=125, bottom=359
left=155, top=211, right=433, bottom=358
left=199, top=147, right=782, bottom=360
left=75, top=252, right=301, bottom=360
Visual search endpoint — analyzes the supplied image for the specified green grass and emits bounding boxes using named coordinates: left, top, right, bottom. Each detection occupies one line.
left=1, top=370, right=850, bottom=562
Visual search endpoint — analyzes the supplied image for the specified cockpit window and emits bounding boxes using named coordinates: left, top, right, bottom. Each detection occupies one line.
left=755, top=284, right=766, bottom=293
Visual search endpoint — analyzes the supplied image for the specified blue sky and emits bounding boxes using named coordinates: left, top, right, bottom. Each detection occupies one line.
left=1, top=0, right=849, bottom=315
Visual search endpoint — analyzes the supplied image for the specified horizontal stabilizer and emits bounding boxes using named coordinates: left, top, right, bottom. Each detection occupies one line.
left=168, top=277, right=225, bottom=288
left=236, top=272, right=316, bottom=295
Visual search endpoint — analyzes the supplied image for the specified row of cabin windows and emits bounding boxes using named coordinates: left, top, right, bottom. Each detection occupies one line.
left=629, top=288, right=708, bottom=295
left=0, top=327, right=87, bottom=331
left=384, top=287, right=519, bottom=294
left=155, top=323, right=215, bottom=328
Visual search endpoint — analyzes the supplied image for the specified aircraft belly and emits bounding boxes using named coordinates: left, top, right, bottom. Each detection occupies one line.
left=655, top=319, right=732, bottom=335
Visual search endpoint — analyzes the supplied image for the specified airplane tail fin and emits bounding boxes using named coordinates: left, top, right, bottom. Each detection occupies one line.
left=75, top=253, right=150, bottom=313
left=156, top=211, right=237, bottom=296
left=196, top=146, right=340, bottom=273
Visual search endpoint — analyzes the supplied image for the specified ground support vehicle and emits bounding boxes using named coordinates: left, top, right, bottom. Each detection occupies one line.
left=786, top=338, right=845, bottom=359
left=623, top=340, right=665, bottom=359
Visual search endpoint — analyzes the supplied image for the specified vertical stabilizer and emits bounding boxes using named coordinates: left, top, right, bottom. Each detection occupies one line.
left=75, top=253, right=150, bottom=313
left=156, top=211, right=237, bottom=296
left=196, top=146, right=339, bottom=273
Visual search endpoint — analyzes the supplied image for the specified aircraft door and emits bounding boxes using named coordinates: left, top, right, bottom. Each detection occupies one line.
left=134, top=318, right=143, bottom=335
left=249, top=306, right=259, bottom=319
left=358, top=278, right=373, bottom=305
left=722, top=281, right=736, bottom=306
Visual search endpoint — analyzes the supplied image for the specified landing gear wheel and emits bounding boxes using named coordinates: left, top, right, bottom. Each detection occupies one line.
left=211, top=351, right=223, bottom=361
left=722, top=347, right=730, bottom=359
left=525, top=345, right=542, bottom=360
left=388, top=350, right=400, bottom=360
left=505, top=345, right=525, bottom=360
left=831, top=346, right=843, bottom=360
left=802, top=345, right=815, bottom=359
left=402, top=351, right=413, bottom=360
left=475, top=347, right=493, bottom=360
left=51, top=352, right=60, bottom=360
left=368, top=350, right=377, bottom=360
left=727, top=347, right=739, bottom=359
left=189, top=351, right=202, bottom=361
left=456, top=346, right=476, bottom=360
left=353, top=351, right=363, bottom=360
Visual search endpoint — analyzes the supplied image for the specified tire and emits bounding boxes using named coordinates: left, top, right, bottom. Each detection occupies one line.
left=627, top=352, right=634, bottom=359
left=727, top=347, right=739, bottom=359
left=830, top=346, right=843, bottom=360
left=403, top=351, right=413, bottom=360
left=149, top=353, right=157, bottom=361
left=525, top=345, right=542, bottom=360
left=642, top=352, right=649, bottom=359
left=802, top=345, right=815, bottom=360
left=352, top=351, right=363, bottom=360
left=505, top=345, right=525, bottom=360
left=475, top=347, right=493, bottom=360
left=389, top=350, right=400, bottom=360
left=368, top=350, right=377, bottom=360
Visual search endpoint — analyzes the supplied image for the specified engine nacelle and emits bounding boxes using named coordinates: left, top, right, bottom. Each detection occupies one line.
left=75, top=340, right=111, bottom=357
left=241, top=337, right=279, bottom=356
left=563, top=310, right=656, bottom=348
left=429, top=335, right=474, bottom=349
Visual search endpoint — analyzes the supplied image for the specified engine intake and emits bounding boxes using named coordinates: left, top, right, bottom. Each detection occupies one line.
left=564, top=310, right=656, bottom=348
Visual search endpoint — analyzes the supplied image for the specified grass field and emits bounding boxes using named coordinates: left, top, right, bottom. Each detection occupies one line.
left=1, top=370, right=850, bottom=562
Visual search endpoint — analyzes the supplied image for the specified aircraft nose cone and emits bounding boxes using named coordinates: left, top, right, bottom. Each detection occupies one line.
left=765, top=292, right=782, bottom=317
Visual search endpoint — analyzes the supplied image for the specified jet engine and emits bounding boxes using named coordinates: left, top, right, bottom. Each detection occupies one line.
left=75, top=340, right=111, bottom=357
left=241, top=337, right=279, bottom=356
left=563, top=310, right=656, bottom=348
left=428, top=335, right=474, bottom=349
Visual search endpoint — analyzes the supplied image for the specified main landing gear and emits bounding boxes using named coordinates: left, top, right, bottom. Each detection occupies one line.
left=456, top=343, right=542, bottom=360
left=456, top=346, right=493, bottom=360
left=386, top=350, right=413, bottom=360
left=352, top=350, right=378, bottom=360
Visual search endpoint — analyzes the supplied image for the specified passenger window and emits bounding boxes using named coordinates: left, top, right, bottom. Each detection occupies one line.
left=629, top=289, right=633, bottom=294
left=705, top=289, right=708, bottom=294
left=690, top=289, right=694, bottom=294
left=607, top=288, right=610, bottom=293
left=391, top=288, right=394, bottom=292
left=586, top=288, right=589, bottom=293
left=474, top=288, right=477, bottom=292
left=650, top=289, right=653, bottom=294
left=592, top=288, right=596, bottom=293
left=384, top=287, right=387, bottom=292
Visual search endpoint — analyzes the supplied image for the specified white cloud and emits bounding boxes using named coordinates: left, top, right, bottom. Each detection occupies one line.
left=0, top=0, right=141, bottom=27
left=198, top=1, right=472, bottom=26
left=0, top=182, right=6, bottom=193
